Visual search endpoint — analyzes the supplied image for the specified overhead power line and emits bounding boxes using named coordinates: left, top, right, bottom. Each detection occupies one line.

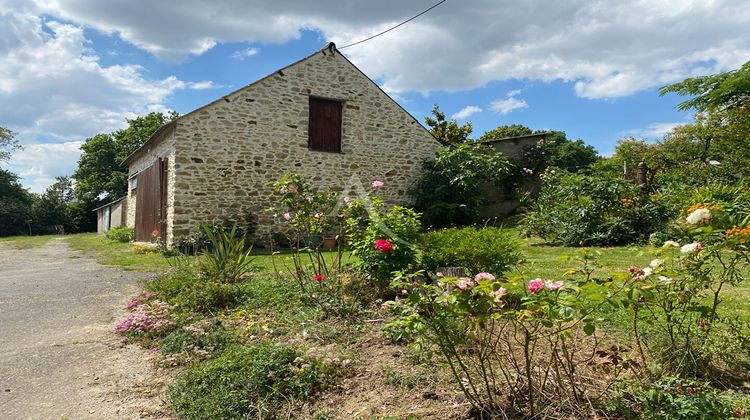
left=338, top=0, right=447, bottom=50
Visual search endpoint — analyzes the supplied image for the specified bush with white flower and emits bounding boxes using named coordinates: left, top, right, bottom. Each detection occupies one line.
left=624, top=203, right=750, bottom=379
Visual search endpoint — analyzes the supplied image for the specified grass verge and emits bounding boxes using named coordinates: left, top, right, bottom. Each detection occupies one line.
left=0, top=235, right=59, bottom=249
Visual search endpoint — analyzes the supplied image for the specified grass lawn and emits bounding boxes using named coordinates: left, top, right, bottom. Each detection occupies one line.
left=8, top=232, right=746, bottom=320
left=66, top=233, right=172, bottom=272
left=0, top=235, right=60, bottom=249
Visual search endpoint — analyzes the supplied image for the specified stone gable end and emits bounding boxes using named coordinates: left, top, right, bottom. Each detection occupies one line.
left=129, top=47, right=440, bottom=244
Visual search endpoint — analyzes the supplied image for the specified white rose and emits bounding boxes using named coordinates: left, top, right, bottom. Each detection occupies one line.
left=650, top=259, right=664, bottom=269
left=680, top=242, right=702, bottom=254
left=642, top=267, right=653, bottom=278
left=686, top=208, right=712, bottom=225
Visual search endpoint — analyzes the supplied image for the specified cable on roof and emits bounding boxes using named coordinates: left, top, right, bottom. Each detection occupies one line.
left=338, top=0, right=447, bottom=50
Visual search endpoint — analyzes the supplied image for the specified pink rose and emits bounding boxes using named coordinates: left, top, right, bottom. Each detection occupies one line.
left=283, top=212, right=291, bottom=221
left=287, top=184, right=298, bottom=193
left=372, top=180, right=384, bottom=189
left=527, top=278, right=545, bottom=294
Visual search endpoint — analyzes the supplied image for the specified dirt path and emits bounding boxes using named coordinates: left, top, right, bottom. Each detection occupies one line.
left=0, top=238, right=171, bottom=419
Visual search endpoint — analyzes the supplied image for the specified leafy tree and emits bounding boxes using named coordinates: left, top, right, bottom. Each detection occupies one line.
left=74, top=111, right=177, bottom=203
left=424, top=105, right=473, bottom=145
left=0, top=125, right=21, bottom=162
left=31, top=176, right=75, bottom=230
left=479, top=124, right=532, bottom=142
left=660, top=60, right=750, bottom=111
left=0, top=168, right=33, bottom=236
left=412, top=144, right=512, bottom=227
left=114, top=111, right=178, bottom=161
left=541, top=131, right=599, bottom=172
left=73, top=111, right=177, bottom=231
left=479, top=124, right=598, bottom=173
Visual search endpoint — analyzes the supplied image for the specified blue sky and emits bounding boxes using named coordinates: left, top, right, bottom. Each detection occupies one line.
left=2, top=0, right=748, bottom=192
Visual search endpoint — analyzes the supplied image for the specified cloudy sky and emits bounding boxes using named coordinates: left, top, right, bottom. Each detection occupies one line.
left=2, top=0, right=749, bottom=192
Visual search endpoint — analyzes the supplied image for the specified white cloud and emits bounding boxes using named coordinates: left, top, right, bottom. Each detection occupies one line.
left=3, top=141, right=83, bottom=193
left=187, top=80, right=225, bottom=90
left=490, top=90, right=528, bottom=115
left=28, top=0, right=749, bottom=99
left=451, top=105, right=482, bottom=120
left=0, top=8, right=220, bottom=191
left=231, top=47, right=259, bottom=60
left=627, top=122, right=685, bottom=139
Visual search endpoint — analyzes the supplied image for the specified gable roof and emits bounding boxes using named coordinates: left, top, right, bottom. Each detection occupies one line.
left=92, top=196, right=126, bottom=212
left=122, top=43, right=438, bottom=166
left=478, top=132, right=552, bottom=145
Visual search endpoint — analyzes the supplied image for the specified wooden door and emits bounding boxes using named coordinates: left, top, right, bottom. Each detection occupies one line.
left=135, top=158, right=168, bottom=242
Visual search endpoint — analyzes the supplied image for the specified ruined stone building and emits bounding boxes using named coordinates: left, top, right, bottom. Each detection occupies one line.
left=122, top=43, right=439, bottom=244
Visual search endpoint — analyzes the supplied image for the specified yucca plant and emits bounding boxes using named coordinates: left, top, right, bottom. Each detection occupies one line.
left=199, top=225, right=255, bottom=283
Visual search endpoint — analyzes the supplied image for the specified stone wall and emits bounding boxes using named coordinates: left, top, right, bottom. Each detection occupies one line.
left=126, top=127, right=176, bottom=244
left=479, top=134, right=545, bottom=218
left=137, top=48, right=439, bottom=244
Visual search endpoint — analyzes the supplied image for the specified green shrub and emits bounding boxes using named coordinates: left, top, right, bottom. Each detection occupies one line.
left=344, top=195, right=422, bottom=288
left=169, top=343, right=323, bottom=419
left=199, top=225, right=256, bottom=283
left=146, top=269, right=242, bottom=313
left=178, top=281, right=242, bottom=313
left=146, top=269, right=200, bottom=299
left=106, top=226, right=134, bottom=242
left=420, top=226, right=522, bottom=276
left=523, top=169, right=671, bottom=246
left=412, top=144, right=512, bottom=228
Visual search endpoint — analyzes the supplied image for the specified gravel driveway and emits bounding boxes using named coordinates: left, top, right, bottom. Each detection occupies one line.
left=0, top=238, right=170, bottom=419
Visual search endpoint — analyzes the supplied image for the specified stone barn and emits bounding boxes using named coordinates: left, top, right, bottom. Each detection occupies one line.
left=94, top=196, right=127, bottom=234
left=122, top=43, right=440, bottom=245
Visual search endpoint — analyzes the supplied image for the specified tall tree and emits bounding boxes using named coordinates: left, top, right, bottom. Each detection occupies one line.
left=424, top=105, right=473, bottom=145
left=660, top=60, right=750, bottom=112
left=74, top=111, right=177, bottom=203
left=0, top=125, right=21, bottom=162
left=31, top=176, right=75, bottom=230
left=0, top=169, right=33, bottom=236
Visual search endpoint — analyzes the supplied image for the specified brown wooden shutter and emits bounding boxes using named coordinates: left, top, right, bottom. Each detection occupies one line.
left=308, top=97, right=342, bottom=153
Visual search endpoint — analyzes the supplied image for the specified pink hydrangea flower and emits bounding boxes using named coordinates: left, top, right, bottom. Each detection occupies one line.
left=474, top=272, right=495, bottom=282
left=545, top=280, right=564, bottom=291
left=372, top=180, right=384, bottom=189
left=456, top=278, right=474, bottom=290
left=527, top=278, right=545, bottom=294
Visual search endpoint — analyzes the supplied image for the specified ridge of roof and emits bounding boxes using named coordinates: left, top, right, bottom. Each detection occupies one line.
left=122, top=43, right=439, bottom=166
left=92, top=196, right=127, bottom=212
left=478, top=131, right=553, bottom=144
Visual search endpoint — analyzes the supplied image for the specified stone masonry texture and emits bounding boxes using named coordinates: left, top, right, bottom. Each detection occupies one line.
left=127, top=48, right=440, bottom=245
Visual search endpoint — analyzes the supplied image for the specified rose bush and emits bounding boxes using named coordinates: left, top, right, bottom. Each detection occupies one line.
left=385, top=255, right=636, bottom=416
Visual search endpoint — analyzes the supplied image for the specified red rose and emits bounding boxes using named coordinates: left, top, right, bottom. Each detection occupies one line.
left=314, top=273, right=325, bottom=282
left=374, top=239, right=394, bottom=253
